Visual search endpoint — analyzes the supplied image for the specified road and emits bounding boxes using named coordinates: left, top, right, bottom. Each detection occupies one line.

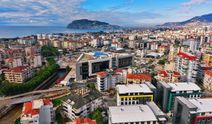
left=0, top=105, right=22, bottom=124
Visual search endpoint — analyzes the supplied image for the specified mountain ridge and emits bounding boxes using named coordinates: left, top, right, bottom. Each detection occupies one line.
left=160, top=13, right=212, bottom=26
left=67, top=19, right=121, bottom=30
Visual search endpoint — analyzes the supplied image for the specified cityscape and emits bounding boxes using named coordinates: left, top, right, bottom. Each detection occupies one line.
left=0, top=0, right=212, bottom=124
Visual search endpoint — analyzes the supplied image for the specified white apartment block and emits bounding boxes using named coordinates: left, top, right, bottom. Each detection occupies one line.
left=175, top=51, right=198, bottom=82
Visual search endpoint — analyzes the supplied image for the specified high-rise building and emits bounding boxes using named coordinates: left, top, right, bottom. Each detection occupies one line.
left=175, top=51, right=198, bottom=82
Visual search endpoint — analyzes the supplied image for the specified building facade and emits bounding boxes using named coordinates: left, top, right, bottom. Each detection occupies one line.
left=173, top=97, right=212, bottom=124
left=175, top=51, right=198, bottom=82
left=4, top=66, right=33, bottom=83
left=116, top=83, right=156, bottom=106
left=76, top=51, right=133, bottom=81
left=96, top=69, right=125, bottom=92
left=156, top=82, right=202, bottom=112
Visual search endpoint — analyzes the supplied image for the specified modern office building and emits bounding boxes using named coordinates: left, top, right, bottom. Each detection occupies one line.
left=175, top=51, right=198, bottom=82
left=156, top=81, right=202, bottom=112
left=173, top=97, right=212, bottom=124
left=108, top=102, right=167, bottom=124
left=62, top=90, right=103, bottom=121
left=116, top=82, right=156, bottom=106
left=20, top=99, right=54, bottom=124
left=75, top=51, right=133, bottom=81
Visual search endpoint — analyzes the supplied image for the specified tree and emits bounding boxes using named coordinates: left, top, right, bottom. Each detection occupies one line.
left=90, top=109, right=103, bottom=124
left=41, top=45, right=59, bottom=57
left=158, top=59, right=166, bottom=65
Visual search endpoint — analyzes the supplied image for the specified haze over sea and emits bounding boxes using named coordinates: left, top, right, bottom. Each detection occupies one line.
left=0, top=26, right=106, bottom=38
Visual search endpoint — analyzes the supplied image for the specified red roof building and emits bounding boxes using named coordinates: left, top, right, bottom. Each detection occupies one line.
left=76, top=117, right=97, bottom=124
left=177, top=52, right=196, bottom=61
left=127, top=74, right=152, bottom=84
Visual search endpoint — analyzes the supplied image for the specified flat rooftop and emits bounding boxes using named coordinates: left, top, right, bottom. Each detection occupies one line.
left=168, top=82, right=201, bottom=92
left=77, top=51, right=132, bottom=62
left=117, top=84, right=153, bottom=94
left=189, top=98, right=212, bottom=113
left=109, top=105, right=158, bottom=123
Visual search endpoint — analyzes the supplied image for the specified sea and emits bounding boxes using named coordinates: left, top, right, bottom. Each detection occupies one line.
left=0, top=26, right=108, bottom=38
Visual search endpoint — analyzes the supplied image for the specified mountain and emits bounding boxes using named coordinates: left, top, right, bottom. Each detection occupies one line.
left=161, top=13, right=212, bottom=26
left=67, top=19, right=121, bottom=30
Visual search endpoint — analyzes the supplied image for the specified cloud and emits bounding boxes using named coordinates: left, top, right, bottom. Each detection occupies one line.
left=0, top=0, right=163, bottom=26
left=182, top=0, right=208, bottom=6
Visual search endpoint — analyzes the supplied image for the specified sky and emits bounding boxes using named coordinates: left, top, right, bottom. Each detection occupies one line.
left=0, top=0, right=211, bottom=26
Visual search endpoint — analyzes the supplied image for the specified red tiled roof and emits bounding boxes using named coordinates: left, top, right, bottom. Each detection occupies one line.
left=76, top=118, right=97, bottom=124
left=23, top=102, right=39, bottom=116
left=22, top=99, right=52, bottom=116
left=127, top=74, right=152, bottom=81
left=158, top=70, right=168, bottom=77
left=173, top=71, right=181, bottom=77
left=114, top=68, right=123, bottom=73
left=177, top=52, right=196, bottom=61
left=205, top=70, right=212, bottom=77
left=96, top=72, right=108, bottom=77
left=4, top=66, right=28, bottom=73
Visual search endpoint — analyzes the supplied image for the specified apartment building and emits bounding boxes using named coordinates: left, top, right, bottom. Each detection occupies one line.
left=156, top=81, right=202, bottom=112
left=116, top=83, right=156, bottom=106
left=108, top=102, right=167, bottom=124
left=156, top=70, right=181, bottom=83
left=175, top=51, right=198, bottom=82
left=173, top=97, right=212, bottom=124
left=96, top=69, right=126, bottom=92
left=4, top=66, right=33, bottom=83
left=20, top=99, right=55, bottom=124
left=203, top=70, right=212, bottom=91
left=62, top=90, right=103, bottom=121
left=75, top=51, right=133, bottom=81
